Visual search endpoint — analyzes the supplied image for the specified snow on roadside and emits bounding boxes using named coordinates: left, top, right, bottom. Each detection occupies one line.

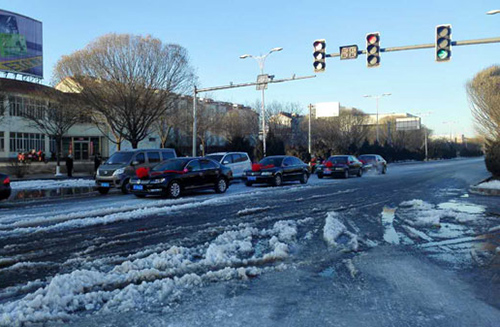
left=0, top=219, right=306, bottom=326
left=475, top=180, right=500, bottom=190
left=381, top=207, right=400, bottom=245
left=323, top=212, right=358, bottom=251
left=10, top=179, right=95, bottom=190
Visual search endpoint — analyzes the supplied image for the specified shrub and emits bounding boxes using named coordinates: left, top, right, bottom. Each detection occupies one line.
left=485, top=140, right=500, bottom=177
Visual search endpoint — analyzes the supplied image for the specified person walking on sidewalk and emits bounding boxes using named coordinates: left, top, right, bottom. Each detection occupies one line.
left=66, top=153, right=74, bottom=177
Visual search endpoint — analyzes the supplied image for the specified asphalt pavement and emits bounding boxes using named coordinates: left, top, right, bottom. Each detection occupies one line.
left=1, top=157, right=499, bottom=326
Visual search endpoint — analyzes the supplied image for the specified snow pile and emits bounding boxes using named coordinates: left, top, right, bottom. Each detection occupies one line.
left=10, top=179, right=95, bottom=190
left=381, top=207, right=400, bottom=245
left=0, top=220, right=302, bottom=326
left=236, top=206, right=273, bottom=216
left=323, top=212, right=358, bottom=251
left=476, top=180, right=500, bottom=190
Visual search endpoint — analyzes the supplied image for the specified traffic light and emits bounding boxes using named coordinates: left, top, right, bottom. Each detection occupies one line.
left=366, top=32, right=380, bottom=68
left=435, top=24, right=452, bottom=62
left=313, top=39, right=326, bottom=73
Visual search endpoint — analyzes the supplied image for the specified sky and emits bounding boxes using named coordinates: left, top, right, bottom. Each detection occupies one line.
left=1, top=0, right=499, bottom=137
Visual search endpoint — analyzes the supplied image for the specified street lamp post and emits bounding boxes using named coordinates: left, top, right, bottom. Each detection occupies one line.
left=240, top=47, right=283, bottom=157
left=363, top=93, right=391, bottom=144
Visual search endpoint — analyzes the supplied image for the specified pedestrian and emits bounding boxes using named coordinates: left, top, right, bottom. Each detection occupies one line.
left=94, top=152, right=102, bottom=175
left=66, top=153, right=74, bottom=177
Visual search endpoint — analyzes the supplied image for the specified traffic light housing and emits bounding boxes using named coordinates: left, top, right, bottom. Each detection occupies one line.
left=435, top=24, right=452, bottom=62
left=366, top=32, right=380, bottom=68
left=313, top=39, right=326, bottom=73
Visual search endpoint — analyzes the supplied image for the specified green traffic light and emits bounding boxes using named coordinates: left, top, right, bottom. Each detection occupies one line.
left=437, top=49, right=449, bottom=59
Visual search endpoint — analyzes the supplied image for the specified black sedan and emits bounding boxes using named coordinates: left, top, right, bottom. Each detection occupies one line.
left=316, top=155, right=363, bottom=179
left=0, top=173, right=11, bottom=200
left=129, top=158, right=232, bottom=198
left=244, top=155, right=310, bottom=187
left=358, top=154, right=387, bottom=174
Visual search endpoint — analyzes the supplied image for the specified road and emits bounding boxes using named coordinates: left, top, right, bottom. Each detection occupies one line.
left=1, top=158, right=499, bottom=326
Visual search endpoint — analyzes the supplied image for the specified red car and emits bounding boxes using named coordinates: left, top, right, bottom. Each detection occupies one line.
left=358, top=154, right=387, bottom=174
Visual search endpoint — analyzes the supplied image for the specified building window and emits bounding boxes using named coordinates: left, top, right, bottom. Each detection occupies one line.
left=0, top=132, right=4, bottom=152
left=8, top=96, right=46, bottom=119
left=9, top=132, right=45, bottom=152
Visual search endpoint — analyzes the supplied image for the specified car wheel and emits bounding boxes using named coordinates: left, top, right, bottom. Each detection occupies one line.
left=317, top=173, right=323, bottom=179
left=215, top=178, right=228, bottom=193
left=134, top=194, right=146, bottom=198
left=344, top=170, right=349, bottom=179
left=97, top=187, right=109, bottom=195
left=245, top=181, right=253, bottom=187
left=168, top=181, right=181, bottom=198
left=300, top=172, right=309, bottom=184
left=357, top=168, right=363, bottom=177
left=272, top=174, right=283, bottom=186
left=121, top=179, right=130, bottom=194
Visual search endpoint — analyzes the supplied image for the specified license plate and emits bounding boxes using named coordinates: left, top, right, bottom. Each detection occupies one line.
left=248, top=176, right=257, bottom=181
left=133, top=185, right=143, bottom=190
left=101, top=182, right=110, bottom=187
left=335, top=168, right=344, bottom=171
left=324, top=171, right=331, bottom=175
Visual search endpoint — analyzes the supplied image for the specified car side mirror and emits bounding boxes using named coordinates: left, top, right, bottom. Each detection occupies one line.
left=132, top=160, right=140, bottom=166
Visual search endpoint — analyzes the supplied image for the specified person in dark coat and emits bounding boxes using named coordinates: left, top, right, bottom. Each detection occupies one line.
left=94, top=152, right=102, bottom=174
left=66, top=154, right=74, bottom=177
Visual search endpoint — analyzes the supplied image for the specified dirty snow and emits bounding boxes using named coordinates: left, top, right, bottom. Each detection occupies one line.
left=10, top=179, right=95, bottom=190
left=476, top=180, right=500, bottom=190
left=323, top=212, right=358, bottom=251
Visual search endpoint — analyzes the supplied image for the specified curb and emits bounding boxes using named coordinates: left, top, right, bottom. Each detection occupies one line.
left=469, top=176, right=500, bottom=196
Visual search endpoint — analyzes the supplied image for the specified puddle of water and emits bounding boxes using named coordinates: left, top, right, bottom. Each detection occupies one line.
left=437, top=201, right=485, bottom=214
left=381, top=207, right=400, bottom=245
left=318, top=266, right=336, bottom=278
left=8, top=187, right=96, bottom=202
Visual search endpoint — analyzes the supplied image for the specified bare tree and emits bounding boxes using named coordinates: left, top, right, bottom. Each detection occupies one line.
left=20, top=90, right=83, bottom=174
left=466, top=65, right=500, bottom=141
left=153, top=96, right=185, bottom=148
left=53, top=33, right=196, bottom=149
left=221, top=108, right=259, bottom=144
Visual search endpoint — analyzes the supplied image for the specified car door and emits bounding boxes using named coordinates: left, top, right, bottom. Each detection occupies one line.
left=222, top=154, right=235, bottom=175
left=200, top=159, right=219, bottom=187
left=281, top=157, right=295, bottom=181
left=183, top=159, right=203, bottom=189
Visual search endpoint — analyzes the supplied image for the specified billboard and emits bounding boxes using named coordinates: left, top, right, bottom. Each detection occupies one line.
left=315, top=102, right=340, bottom=118
left=396, top=117, right=421, bottom=131
left=0, top=10, right=42, bottom=78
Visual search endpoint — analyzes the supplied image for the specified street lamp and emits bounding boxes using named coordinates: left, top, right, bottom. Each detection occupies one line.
left=240, top=47, right=283, bottom=157
left=486, top=9, right=500, bottom=15
left=363, top=93, right=391, bottom=144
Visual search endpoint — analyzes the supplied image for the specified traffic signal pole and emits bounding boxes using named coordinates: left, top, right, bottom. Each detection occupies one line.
left=191, top=75, right=315, bottom=157
left=326, top=36, right=500, bottom=58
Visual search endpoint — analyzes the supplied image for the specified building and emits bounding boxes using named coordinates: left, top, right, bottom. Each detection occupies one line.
left=0, top=78, right=107, bottom=161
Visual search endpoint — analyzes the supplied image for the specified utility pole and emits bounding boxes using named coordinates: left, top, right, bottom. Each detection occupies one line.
left=192, top=86, right=197, bottom=157
left=308, top=104, right=313, bottom=155
left=363, top=93, right=391, bottom=144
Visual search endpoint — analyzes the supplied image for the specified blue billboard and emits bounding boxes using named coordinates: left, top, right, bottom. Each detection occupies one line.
left=0, top=10, right=43, bottom=78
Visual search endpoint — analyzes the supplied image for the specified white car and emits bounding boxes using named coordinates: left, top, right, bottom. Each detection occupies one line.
left=205, top=152, right=252, bottom=178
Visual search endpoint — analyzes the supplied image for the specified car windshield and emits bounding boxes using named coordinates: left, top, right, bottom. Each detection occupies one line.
left=327, top=156, right=348, bottom=164
left=359, top=155, right=377, bottom=162
left=152, top=159, right=189, bottom=171
left=105, top=152, right=133, bottom=165
left=206, top=154, right=223, bottom=162
left=259, top=157, right=284, bottom=167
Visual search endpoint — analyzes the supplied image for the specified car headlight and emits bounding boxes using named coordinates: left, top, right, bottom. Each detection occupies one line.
left=261, top=172, right=273, bottom=176
left=113, top=168, right=125, bottom=176
left=150, top=178, right=166, bottom=184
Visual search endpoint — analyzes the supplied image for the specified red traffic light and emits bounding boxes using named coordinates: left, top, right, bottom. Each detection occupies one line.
left=366, top=34, right=379, bottom=45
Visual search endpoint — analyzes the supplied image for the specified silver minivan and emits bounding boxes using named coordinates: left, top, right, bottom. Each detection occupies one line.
left=205, top=152, right=252, bottom=178
left=96, top=148, right=176, bottom=194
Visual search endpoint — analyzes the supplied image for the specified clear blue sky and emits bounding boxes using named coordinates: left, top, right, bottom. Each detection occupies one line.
left=2, top=0, right=499, bottom=136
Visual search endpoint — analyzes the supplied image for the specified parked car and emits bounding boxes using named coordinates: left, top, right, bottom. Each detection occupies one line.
left=205, top=152, right=251, bottom=178
left=95, top=148, right=176, bottom=195
left=244, top=155, right=310, bottom=187
left=316, top=155, right=363, bottom=179
left=0, top=173, right=11, bottom=201
left=358, top=154, right=387, bottom=174
left=129, top=157, right=232, bottom=198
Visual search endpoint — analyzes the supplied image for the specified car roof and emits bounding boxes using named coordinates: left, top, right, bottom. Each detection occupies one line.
left=206, top=152, right=245, bottom=155
left=116, top=148, right=175, bottom=153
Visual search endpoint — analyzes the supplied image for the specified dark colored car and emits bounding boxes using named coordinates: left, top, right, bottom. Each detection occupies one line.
left=129, top=157, right=232, bottom=198
left=358, top=154, right=387, bottom=174
left=244, top=155, right=310, bottom=187
left=316, top=155, right=363, bottom=179
left=0, top=173, right=11, bottom=201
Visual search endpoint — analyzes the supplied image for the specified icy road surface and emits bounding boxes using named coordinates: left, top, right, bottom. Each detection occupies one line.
left=0, top=158, right=499, bottom=326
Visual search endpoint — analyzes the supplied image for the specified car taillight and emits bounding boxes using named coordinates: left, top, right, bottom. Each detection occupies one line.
left=3, top=177, right=10, bottom=185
